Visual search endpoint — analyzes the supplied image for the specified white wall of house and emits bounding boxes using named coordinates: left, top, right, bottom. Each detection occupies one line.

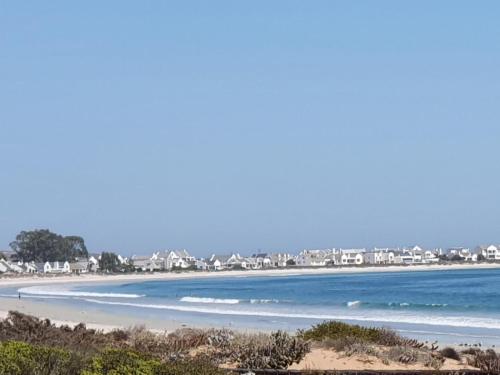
left=482, top=245, right=500, bottom=260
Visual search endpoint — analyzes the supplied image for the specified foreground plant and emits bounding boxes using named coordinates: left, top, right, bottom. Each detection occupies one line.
left=235, top=330, right=310, bottom=369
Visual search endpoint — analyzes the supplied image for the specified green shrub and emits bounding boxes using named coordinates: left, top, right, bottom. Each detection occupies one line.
left=0, top=311, right=125, bottom=357
left=298, top=321, right=403, bottom=346
left=82, top=348, right=226, bottom=375
left=82, top=348, right=162, bottom=375
left=0, top=341, right=79, bottom=375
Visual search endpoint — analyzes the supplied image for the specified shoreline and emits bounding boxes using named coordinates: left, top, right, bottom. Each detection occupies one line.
left=1, top=262, right=500, bottom=288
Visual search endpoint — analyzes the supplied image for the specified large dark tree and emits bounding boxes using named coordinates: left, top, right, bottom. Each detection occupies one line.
left=98, top=252, right=121, bottom=273
left=9, top=229, right=88, bottom=262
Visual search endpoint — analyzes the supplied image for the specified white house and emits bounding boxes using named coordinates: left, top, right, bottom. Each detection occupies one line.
left=193, top=259, right=208, bottom=270
left=0, top=259, right=12, bottom=273
left=480, top=245, right=500, bottom=261
left=132, top=255, right=162, bottom=272
left=364, top=249, right=395, bottom=264
left=207, top=254, right=242, bottom=270
left=164, top=250, right=194, bottom=270
left=23, top=262, right=37, bottom=273
left=448, top=248, right=477, bottom=262
left=393, top=251, right=415, bottom=264
left=5, top=262, right=23, bottom=273
left=251, top=253, right=272, bottom=269
left=296, top=249, right=333, bottom=267
left=88, top=255, right=100, bottom=272
left=69, top=260, right=90, bottom=274
left=338, top=249, right=365, bottom=265
left=267, top=253, right=294, bottom=268
left=422, top=250, right=439, bottom=263
left=41, top=261, right=71, bottom=274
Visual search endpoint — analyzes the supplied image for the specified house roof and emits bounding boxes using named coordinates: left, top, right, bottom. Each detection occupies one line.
left=251, top=253, right=270, bottom=258
left=341, top=249, right=366, bottom=254
left=69, top=261, right=89, bottom=270
left=209, top=254, right=235, bottom=264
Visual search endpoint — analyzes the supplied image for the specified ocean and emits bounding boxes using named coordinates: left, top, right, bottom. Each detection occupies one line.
left=8, top=268, right=500, bottom=346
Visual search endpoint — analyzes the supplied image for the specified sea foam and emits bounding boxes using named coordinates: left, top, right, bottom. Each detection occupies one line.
left=18, top=286, right=144, bottom=299
left=180, top=296, right=240, bottom=304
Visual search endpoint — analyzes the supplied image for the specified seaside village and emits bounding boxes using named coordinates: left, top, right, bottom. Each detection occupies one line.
left=1, top=245, right=500, bottom=275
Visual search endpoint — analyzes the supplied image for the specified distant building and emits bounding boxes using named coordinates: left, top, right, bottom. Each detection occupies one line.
left=39, top=261, right=71, bottom=274
left=364, top=248, right=396, bottom=264
left=338, top=249, right=365, bottom=265
left=478, top=245, right=500, bottom=261
left=163, top=250, right=195, bottom=270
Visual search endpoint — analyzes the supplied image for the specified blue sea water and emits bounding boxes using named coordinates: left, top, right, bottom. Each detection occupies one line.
left=8, top=268, right=500, bottom=346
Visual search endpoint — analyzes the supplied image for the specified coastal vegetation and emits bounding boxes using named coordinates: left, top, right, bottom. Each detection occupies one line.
left=98, top=251, right=134, bottom=273
left=9, top=229, right=88, bottom=262
left=0, top=311, right=496, bottom=373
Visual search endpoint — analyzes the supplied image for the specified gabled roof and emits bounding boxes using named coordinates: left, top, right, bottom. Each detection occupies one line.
left=209, top=254, right=236, bottom=264
left=70, top=261, right=89, bottom=270
left=252, top=253, right=270, bottom=258
left=341, top=248, right=366, bottom=254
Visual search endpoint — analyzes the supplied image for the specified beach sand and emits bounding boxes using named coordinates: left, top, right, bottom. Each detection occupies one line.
left=287, top=347, right=476, bottom=371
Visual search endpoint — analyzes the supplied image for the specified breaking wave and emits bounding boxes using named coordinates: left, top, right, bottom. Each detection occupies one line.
left=180, top=297, right=281, bottom=305
left=180, top=297, right=240, bottom=304
left=344, top=301, right=450, bottom=309
left=250, top=299, right=280, bottom=304
left=18, top=286, right=144, bottom=299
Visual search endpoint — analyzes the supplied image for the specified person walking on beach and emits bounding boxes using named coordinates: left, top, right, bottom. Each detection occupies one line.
left=18, top=292, right=21, bottom=300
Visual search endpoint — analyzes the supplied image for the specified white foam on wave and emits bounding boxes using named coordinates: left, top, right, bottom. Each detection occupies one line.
left=180, top=297, right=240, bottom=304
left=180, top=297, right=281, bottom=305
left=250, top=299, right=280, bottom=304
left=387, top=302, right=448, bottom=308
left=82, top=299, right=500, bottom=330
left=18, top=286, right=144, bottom=299
left=347, top=300, right=361, bottom=307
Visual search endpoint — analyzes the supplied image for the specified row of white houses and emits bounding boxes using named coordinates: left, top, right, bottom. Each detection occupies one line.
left=130, top=245, right=500, bottom=272
left=2, top=245, right=500, bottom=275
left=0, top=257, right=99, bottom=275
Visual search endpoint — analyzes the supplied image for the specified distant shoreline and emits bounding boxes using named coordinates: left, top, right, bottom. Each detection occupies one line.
left=1, top=262, right=500, bottom=288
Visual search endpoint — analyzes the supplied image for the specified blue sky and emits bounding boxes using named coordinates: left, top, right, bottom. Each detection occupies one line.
left=1, top=1, right=499, bottom=256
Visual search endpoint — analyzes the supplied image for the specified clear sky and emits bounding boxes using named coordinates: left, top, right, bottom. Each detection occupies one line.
left=1, top=1, right=499, bottom=256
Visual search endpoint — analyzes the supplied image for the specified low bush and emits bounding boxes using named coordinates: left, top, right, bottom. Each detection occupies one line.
left=440, top=347, right=461, bottom=361
left=0, top=343, right=227, bottom=375
left=82, top=348, right=226, bottom=375
left=0, top=311, right=126, bottom=356
left=235, top=331, right=310, bottom=369
left=0, top=341, right=82, bottom=375
left=467, top=349, right=500, bottom=373
left=299, top=321, right=404, bottom=347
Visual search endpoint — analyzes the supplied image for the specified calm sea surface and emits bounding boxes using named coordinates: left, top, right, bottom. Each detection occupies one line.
left=7, top=268, right=500, bottom=346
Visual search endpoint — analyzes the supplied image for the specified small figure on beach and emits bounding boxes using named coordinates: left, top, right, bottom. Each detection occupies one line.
left=18, top=292, right=21, bottom=300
